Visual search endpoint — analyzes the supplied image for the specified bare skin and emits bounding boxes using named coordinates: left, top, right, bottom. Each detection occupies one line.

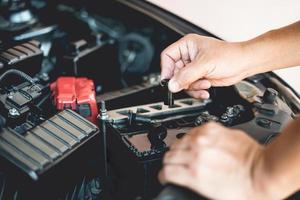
left=161, top=21, right=300, bottom=98
left=159, top=21, right=300, bottom=199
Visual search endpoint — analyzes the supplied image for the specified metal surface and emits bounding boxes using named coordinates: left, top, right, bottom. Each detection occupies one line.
left=107, top=98, right=211, bottom=124
left=97, top=73, right=161, bottom=102
left=121, top=0, right=300, bottom=96
left=116, top=0, right=215, bottom=37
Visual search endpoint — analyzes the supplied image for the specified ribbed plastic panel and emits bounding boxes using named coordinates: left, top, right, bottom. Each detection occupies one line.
left=0, top=109, right=98, bottom=180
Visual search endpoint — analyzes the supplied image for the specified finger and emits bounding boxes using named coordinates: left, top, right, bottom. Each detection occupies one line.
left=170, top=134, right=192, bottom=150
left=175, top=60, right=185, bottom=69
left=186, top=39, right=199, bottom=60
left=168, top=62, right=208, bottom=93
left=161, top=51, right=176, bottom=80
left=178, top=42, right=191, bottom=65
left=158, top=165, right=191, bottom=186
left=174, top=60, right=185, bottom=75
left=169, top=125, right=214, bottom=151
left=186, top=90, right=210, bottom=99
left=189, top=79, right=211, bottom=90
left=163, top=149, right=192, bottom=165
left=161, top=39, right=188, bottom=79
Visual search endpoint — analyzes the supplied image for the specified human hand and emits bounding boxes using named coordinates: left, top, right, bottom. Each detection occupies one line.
left=160, top=34, right=252, bottom=99
left=159, top=123, right=273, bottom=200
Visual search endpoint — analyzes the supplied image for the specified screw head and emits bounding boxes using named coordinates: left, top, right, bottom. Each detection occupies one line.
left=9, top=108, right=20, bottom=117
left=7, top=92, right=14, bottom=99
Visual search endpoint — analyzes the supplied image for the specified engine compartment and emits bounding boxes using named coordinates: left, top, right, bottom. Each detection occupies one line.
left=0, top=0, right=298, bottom=200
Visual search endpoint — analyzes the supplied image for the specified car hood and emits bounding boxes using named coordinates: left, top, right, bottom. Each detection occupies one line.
left=147, top=0, right=300, bottom=95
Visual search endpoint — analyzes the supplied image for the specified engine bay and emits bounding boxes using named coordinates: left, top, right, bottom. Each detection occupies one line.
left=0, top=0, right=298, bottom=200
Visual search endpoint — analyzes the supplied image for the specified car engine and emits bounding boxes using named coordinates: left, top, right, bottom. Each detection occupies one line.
left=0, top=0, right=298, bottom=200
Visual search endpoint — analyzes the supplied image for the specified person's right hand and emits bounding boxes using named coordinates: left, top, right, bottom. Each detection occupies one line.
left=161, top=34, right=252, bottom=99
left=158, top=122, right=273, bottom=200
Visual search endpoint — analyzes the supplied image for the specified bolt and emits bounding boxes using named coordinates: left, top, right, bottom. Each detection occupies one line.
left=160, top=79, right=174, bottom=108
left=9, top=108, right=20, bottom=117
left=100, top=101, right=108, bottom=120
left=100, top=101, right=106, bottom=111
left=39, top=73, right=49, bottom=82
left=221, top=114, right=228, bottom=120
left=226, top=107, right=234, bottom=116
left=194, top=116, right=205, bottom=126
left=7, top=92, right=14, bottom=99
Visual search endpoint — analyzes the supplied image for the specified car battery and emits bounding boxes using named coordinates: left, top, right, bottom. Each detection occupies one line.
left=50, top=77, right=98, bottom=124
left=52, top=34, right=122, bottom=92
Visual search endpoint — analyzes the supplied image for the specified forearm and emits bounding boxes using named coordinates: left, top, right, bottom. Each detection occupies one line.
left=241, top=21, right=300, bottom=77
left=255, top=117, right=300, bottom=199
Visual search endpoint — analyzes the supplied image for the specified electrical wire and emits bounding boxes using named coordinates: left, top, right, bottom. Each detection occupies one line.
left=0, top=69, right=35, bottom=85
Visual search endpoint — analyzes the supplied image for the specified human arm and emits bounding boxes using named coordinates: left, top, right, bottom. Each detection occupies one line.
left=160, top=21, right=300, bottom=98
left=159, top=118, right=300, bottom=199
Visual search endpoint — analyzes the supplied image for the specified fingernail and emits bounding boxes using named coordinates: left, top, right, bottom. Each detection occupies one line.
left=200, top=92, right=210, bottom=99
left=168, top=79, right=180, bottom=92
left=161, top=69, right=172, bottom=81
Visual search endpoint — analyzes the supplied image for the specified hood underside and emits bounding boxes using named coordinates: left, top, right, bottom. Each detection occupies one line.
left=146, top=0, right=300, bottom=95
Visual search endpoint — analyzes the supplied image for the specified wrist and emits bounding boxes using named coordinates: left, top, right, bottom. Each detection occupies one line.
left=251, top=148, right=276, bottom=199
left=252, top=147, right=291, bottom=200
left=238, top=30, right=278, bottom=78
left=226, top=41, right=263, bottom=80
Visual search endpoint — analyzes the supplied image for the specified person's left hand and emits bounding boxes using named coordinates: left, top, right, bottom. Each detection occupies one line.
left=159, top=122, right=272, bottom=200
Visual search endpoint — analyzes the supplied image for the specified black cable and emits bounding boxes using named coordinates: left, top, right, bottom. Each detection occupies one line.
left=0, top=69, right=35, bottom=85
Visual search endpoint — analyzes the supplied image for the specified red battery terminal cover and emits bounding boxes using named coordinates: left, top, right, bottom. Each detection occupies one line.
left=50, top=77, right=98, bottom=124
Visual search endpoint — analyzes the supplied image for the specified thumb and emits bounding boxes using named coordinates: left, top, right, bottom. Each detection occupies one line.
left=168, top=61, right=207, bottom=93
